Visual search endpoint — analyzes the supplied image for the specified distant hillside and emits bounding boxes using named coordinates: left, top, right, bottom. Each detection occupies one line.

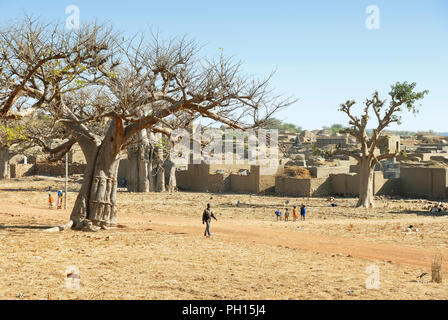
left=366, top=129, right=448, bottom=137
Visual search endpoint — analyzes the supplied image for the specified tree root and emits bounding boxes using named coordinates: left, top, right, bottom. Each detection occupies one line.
left=43, top=219, right=117, bottom=232
left=43, top=220, right=74, bottom=233
left=81, top=220, right=100, bottom=232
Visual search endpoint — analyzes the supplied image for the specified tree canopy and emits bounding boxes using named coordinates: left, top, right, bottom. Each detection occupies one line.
left=263, top=117, right=301, bottom=133
left=0, top=16, right=295, bottom=230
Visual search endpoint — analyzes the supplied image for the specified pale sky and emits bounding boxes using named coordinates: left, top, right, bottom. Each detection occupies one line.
left=1, top=0, right=447, bottom=132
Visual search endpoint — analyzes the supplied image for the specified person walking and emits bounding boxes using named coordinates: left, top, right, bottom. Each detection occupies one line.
left=202, top=203, right=217, bottom=237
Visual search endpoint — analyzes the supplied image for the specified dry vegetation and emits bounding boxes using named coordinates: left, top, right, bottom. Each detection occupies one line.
left=1, top=176, right=448, bottom=300
left=278, top=166, right=311, bottom=178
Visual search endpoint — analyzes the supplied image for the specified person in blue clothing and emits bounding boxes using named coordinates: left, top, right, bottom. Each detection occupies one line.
left=274, top=209, right=282, bottom=221
left=300, top=204, right=306, bottom=221
left=57, top=190, right=63, bottom=209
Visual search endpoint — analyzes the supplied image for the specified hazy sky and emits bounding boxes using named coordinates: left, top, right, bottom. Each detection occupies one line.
left=1, top=0, right=447, bottom=131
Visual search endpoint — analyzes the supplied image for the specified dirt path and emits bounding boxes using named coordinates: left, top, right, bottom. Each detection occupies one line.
left=147, top=216, right=447, bottom=271
left=1, top=200, right=445, bottom=271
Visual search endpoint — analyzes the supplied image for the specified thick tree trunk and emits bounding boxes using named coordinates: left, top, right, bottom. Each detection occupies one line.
left=128, top=145, right=151, bottom=192
left=155, top=164, right=165, bottom=192
left=164, top=159, right=176, bottom=192
left=127, top=129, right=176, bottom=193
left=69, top=157, right=95, bottom=228
left=69, top=119, right=123, bottom=230
left=70, top=144, right=121, bottom=229
left=0, top=148, right=12, bottom=180
left=357, top=160, right=375, bottom=208
left=88, top=152, right=120, bottom=227
left=0, top=154, right=10, bottom=180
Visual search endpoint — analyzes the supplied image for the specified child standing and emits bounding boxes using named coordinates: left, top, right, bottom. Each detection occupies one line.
left=57, top=190, right=63, bottom=209
left=292, top=206, right=298, bottom=221
left=284, top=208, right=290, bottom=221
left=275, top=209, right=282, bottom=221
left=300, top=204, right=306, bottom=221
left=48, top=193, right=54, bottom=209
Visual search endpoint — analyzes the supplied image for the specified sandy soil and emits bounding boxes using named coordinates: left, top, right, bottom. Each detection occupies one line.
left=0, top=176, right=448, bottom=300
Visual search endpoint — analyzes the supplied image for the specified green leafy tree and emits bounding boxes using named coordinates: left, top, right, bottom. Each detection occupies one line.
left=333, top=82, right=428, bottom=208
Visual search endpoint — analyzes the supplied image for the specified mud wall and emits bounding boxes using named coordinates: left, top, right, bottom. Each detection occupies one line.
left=400, top=167, right=448, bottom=199
left=10, top=164, right=35, bottom=178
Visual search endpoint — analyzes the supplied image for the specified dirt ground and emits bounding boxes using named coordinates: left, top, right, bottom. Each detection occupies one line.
left=1, top=176, right=448, bottom=300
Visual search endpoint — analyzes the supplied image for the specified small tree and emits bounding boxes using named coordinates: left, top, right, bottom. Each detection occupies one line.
left=334, top=82, right=428, bottom=208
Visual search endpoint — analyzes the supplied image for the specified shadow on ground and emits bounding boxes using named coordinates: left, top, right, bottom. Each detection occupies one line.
left=0, top=224, right=53, bottom=230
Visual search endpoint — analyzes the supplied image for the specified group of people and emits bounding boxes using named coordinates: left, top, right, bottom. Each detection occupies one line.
left=201, top=202, right=307, bottom=238
left=275, top=204, right=306, bottom=222
left=48, top=189, right=64, bottom=209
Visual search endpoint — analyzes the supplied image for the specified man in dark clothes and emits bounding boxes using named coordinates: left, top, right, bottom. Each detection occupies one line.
left=202, top=203, right=218, bottom=237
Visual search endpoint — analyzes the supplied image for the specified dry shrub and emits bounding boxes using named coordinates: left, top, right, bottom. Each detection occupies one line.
left=431, top=254, right=443, bottom=283
left=280, top=166, right=311, bottom=178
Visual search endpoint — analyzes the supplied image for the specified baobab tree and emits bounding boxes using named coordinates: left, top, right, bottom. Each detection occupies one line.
left=1, top=17, right=293, bottom=231
left=126, top=126, right=179, bottom=193
left=333, top=82, right=428, bottom=208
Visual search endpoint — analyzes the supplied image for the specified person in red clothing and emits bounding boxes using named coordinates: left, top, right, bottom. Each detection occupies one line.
left=48, top=193, right=54, bottom=209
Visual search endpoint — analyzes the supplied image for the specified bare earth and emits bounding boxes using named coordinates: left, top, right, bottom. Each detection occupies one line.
left=1, top=176, right=448, bottom=300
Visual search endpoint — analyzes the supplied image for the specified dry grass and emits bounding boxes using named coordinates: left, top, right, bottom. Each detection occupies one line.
left=278, top=166, right=310, bottom=178
left=1, top=176, right=448, bottom=300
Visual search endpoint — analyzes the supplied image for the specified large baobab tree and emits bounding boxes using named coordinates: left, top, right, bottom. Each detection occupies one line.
left=126, top=126, right=182, bottom=193
left=334, top=82, right=428, bottom=208
left=1, top=17, right=293, bottom=231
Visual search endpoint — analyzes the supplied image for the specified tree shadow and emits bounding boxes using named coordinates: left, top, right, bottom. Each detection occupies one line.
left=0, top=224, right=54, bottom=230
left=0, top=188, right=80, bottom=192
left=0, top=188, right=43, bottom=192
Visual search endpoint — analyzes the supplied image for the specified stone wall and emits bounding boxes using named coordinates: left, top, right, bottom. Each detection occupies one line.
left=208, top=173, right=231, bottom=193
left=310, top=166, right=350, bottom=178
left=275, top=171, right=399, bottom=198
left=176, top=163, right=278, bottom=194
left=10, top=164, right=35, bottom=178
left=176, top=164, right=211, bottom=191
left=275, top=176, right=331, bottom=197
left=400, top=166, right=448, bottom=199
left=34, top=163, right=87, bottom=176
left=330, top=172, right=398, bottom=196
